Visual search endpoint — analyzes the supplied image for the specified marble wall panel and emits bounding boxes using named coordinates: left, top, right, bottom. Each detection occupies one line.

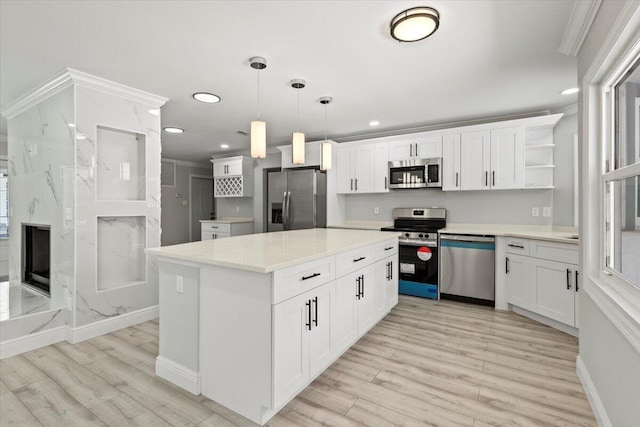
left=96, top=126, right=145, bottom=201
left=7, top=87, right=75, bottom=315
left=74, top=86, right=160, bottom=328
left=97, top=216, right=146, bottom=290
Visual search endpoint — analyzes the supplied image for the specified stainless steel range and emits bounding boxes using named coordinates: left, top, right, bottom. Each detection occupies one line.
left=381, top=208, right=446, bottom=299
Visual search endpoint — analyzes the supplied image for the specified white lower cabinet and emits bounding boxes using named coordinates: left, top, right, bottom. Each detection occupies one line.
left=273, top=280, right=334, bottom=408
left=502, top=237, right=578, bottom=328
left=377, top=255, right=398, bottom=313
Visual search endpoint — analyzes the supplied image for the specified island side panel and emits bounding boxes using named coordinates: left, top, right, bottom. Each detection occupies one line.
left=199, top=265, right=273, bottom=424
left=157, top=261, right=201, bottom=393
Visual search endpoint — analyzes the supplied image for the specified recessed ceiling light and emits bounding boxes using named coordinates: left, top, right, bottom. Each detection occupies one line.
left=193, top=92, right=221, bottom=103
left=163, top=127, right=184, bottom=134
left=560, top=87, right=579, bottom=95
left=369, top=120, right=380, bottom=126
left=220, top=144, right=229, bottom=149
left=148, top=109, right=160, bottom=116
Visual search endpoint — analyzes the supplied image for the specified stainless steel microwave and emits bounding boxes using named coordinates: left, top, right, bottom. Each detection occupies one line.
left=388, top=158, right=442, bottom=189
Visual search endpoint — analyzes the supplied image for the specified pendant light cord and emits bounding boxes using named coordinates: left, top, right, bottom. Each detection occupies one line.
left=257, top=68, right=261, bottom=120
left=324, top=103, right=328, bottom=141
left=296, top=89, right=300, bottom=132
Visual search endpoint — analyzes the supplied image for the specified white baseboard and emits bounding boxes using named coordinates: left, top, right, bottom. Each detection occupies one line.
left=156, top=356, right=201, bottom=395
left=69, top=305, right=159, bottom=343
left=576, top=355, right=612, bottom=427
left=511, top=305, right=579, bottom=337
left=1, top=305, right=159, bottom=358
left=0, top=325, right=68, bottom=359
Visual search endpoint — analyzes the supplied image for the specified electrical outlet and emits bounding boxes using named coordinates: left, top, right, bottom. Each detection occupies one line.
left=374, top=207, right=379, bottom=215
left=543, top=206, right=552, bottom=217
left=176, top=275, right=184, bottom=294
left=531, top=207, right=539, bottom=217
left=182, top=200, right=188, bottom=206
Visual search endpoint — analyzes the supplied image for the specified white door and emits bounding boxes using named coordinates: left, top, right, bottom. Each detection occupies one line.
left=333, top=274, right=358, bottom=353
left=442, top=134, right=461, bottom=191
left=336, top=147, right=354, bottom=194
left=373, top=143, right=389, bottom=193
left=460, top=130, right=491, bottom=190
left=308, top=282, right=335, bottom=377
left=531, top=258, right=575, bottom=326
left=415, top=135, right=443, bottom=159
left=505, top=254, right=531, bottom=310
left=354, top=145, right=375, bottom=193
left=273, top=292, right=310, bottom=407
left=490, top=127, right=525, bottom=189
left=357, top=265, right=377, bottom=333
left=190, top=176, right=214, bottom=242
left=388, top=139, right=414, bottom=161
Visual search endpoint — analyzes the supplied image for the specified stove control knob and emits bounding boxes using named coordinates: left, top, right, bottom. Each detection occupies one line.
left=418, top=233, right=424, bottom=238
left=405, top=233, right=410, bottom=238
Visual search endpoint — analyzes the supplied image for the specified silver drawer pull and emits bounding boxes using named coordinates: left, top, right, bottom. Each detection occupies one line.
left=301, top=273, right=321, bottom=281
left=508, top=244, right=524, bottom=249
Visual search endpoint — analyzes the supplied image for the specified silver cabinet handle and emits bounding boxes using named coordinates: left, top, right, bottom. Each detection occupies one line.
left=355, top=178, right=358, bottom=191
left=485, top=171, right=488, bottom=186
left=410, top=144, right=412, bottom=157
left=455, top=172, right=459, bottom=187
left=384, top=176, right=387, bottom=189
left=492, top=171, right=495, bottom=186
left=350, top=178, right=353, bottom=191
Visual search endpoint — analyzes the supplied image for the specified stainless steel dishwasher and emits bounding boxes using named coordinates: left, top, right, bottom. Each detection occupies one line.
left=439, top=234, right=495, bottom=306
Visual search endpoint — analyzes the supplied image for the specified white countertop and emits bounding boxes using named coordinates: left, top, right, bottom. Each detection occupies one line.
left=199, top=217, right=254, bottom=224
left=440, top=223, right=579, bottom=244
left=328, top=220, right=393, bottom=231
left=146, top=228, right=400, bottom=273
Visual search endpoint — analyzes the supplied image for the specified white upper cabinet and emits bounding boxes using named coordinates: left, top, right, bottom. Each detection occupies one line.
left=388, top=135, right=442, bottom=161
left=442, top=134, right=461, bottom=191
left=373, top=143, right=389, bottom=193
left=336, top=144, right=375, bottom=194
left=211, top=156, right=254, bottom=197
left=460, top=130, right=491, bottom=190
left=490, top=127, right=525, bottom=189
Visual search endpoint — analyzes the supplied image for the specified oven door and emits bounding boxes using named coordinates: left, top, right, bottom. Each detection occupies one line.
left=398, top=241, right=439, bottom=299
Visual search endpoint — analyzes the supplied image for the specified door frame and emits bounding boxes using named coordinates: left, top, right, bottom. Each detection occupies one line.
left=189, top=174, right=214, bottom=242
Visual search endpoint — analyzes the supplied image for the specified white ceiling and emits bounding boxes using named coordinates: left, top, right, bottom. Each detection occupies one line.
left=0, top=0, right=577, bottom=162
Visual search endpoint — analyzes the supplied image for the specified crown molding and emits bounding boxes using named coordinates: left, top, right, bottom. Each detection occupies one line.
left=558, top=0, right=602, bottom=56
left=1, top=68, right=168, bottom=120
left=552, top=102, right=578, bottom=116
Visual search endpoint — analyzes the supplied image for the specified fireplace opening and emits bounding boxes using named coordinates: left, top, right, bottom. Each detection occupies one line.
left=23, top=224, right=51, bottom=296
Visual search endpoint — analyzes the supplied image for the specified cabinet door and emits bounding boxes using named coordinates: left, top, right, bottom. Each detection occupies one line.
left=333, top=273, right=358, bottom=353
left=357, top=265, right=377, bottom=333
left=505, top=254, right=531, bottom=310
left=354, top=145, right=375, bottom=193
left=373, top=143, right=389, bottom=193
left=574, top=265, right=580, bottom=329
left=388, top=139, right=414, bottom=162
left=531, top=258, right=575, bottom=326
left=226, top=159, right=243, bottom=176
left=490, top=127, right=524, bottom=189
left=415, top=135, right=443, bottom=159
left=336, top=147, right=354, bottom=194
left=442, top=134, right=461, bottom=191
left=376, top=255, right=398, bottom=314
left=460, top=130, right=491, bottom=190
left=273, top=292, right=310, bottom=406
left=213, top=162, right=226, bottom=177
left=308, top=282, right=335, bottom=377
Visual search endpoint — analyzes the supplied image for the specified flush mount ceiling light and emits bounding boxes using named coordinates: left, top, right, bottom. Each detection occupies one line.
left=250, top=56, right=267, bottom=159
left=291, top=78, right=306, bottom=165
left=560, top=87, right=579, bottom=95
left=163, top=127, right=184, bottom=134
left=319, top=96, right=333, bottom=171
left=220, top=144, right=229, bottom=149
left=390, top=7, right=440, bottom=42
left=193, top=92, right=221, bottom=103
left=369, top=120, right=380, bottom=126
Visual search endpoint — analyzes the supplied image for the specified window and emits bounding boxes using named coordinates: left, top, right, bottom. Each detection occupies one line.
left=604, top=53, right=640, bottom=288
left=0, top=159, right=7, bottom=239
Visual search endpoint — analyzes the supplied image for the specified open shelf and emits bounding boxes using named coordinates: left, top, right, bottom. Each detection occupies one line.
left=96, top=126, right=146, bottom=201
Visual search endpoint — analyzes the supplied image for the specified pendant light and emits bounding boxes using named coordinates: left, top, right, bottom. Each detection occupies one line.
left=319, top=96, right=333, bottom=171
left=250, top=57, right=267, bottom=158
left=291, top=79, right=306, bottom=165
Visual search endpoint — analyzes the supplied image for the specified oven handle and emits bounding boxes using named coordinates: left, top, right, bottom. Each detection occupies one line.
left=399, top=240, right=437, bottom=248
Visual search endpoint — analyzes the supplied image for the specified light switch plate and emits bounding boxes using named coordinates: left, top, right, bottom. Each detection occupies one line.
left=176, top=275, right=184, bottom=294
left=543, top=206, right=552, bottom=217
left=374, top=207, right=379, bottom=215
left=531, top=207, right=539, bottom=217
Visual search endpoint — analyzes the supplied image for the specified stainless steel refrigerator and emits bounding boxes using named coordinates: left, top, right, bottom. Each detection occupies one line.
left=267, top=169, right=327, bottom=232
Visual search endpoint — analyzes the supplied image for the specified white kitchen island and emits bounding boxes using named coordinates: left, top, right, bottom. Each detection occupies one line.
left=145, top=228, right=399, bottom=425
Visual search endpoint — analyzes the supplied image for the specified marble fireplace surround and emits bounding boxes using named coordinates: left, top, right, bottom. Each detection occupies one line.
left=0, top=69, right=167, bottom=358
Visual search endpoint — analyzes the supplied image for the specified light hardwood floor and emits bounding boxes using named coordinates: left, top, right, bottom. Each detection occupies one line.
left=0, top=295, right=596, bottom=426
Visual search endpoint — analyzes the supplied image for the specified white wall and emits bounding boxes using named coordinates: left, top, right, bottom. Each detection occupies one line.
left=553, top=112, right=578, bottom=226
left=160, top=161, right=211, bottom=246
left=578, top=2, right=640, bottom=427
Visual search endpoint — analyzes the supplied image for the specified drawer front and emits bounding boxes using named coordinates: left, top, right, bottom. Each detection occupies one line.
left=273, top=256, right=336, bottom=304
left=530, top=240, right=578, bottom=264
left=201, top=231, right=230, bottom=240
left=201, top=223, right=231, bottom=233
left=336, top=245, right=376, bottom=278
left=505, top=237, right=530, bottom=255
left=376, top=239, right=398, bottom=259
